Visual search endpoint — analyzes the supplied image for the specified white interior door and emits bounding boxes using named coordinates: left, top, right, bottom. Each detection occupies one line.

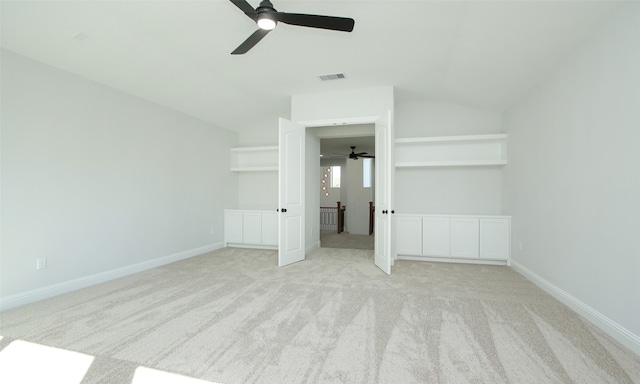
left=278, top=118, right=305, bottom=267
left=374, top=111, right=394, bottom=274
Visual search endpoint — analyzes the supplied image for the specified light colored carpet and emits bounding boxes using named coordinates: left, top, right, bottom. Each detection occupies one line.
left=320, top=231, right=374, bottom=250
left=1, top=247, right=639, bottom=383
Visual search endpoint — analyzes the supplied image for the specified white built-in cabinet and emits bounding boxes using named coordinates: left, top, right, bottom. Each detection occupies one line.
left=395, top=214, right=511, bottom=265
left=396, top=216, right=423, bottom=256
left=422, top=217, right=450, bottom=256
left=224, top=210, right=278, bottom=249
left=479, top=218, right=511, bottom=259
left=393, top=133, right=509, bottom=265
left=450, top=218, right=480, bottom=258
left=230, top=146, right=278, bottom=172
left=226, top=136, right=510, bottom=260
left=261, top=212, right=279, bottom=247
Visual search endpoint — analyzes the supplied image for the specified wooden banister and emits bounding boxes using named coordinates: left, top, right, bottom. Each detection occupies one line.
left=337, top=201, right=342, bottom=234
left=369, top=201, right=374, bottom=235
left=319, top=203, right=346, bottom=233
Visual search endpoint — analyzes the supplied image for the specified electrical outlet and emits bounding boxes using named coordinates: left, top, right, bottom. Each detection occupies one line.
left=36, top=258, right=47, bottom=270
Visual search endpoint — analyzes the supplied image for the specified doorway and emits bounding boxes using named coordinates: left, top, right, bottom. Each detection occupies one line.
left=318, top=134, right=375, bottom=250
left=279, top=112, right=393, bottom=274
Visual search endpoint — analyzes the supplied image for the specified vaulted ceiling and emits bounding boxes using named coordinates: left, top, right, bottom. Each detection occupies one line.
left=1, top=1, right=624, bottom=133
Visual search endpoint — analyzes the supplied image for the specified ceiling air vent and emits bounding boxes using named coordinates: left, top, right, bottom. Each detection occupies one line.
left=318, top=73, right=346, bottom=81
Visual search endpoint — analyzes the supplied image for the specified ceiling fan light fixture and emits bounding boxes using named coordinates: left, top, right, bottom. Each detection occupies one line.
left=257, top=14, right=277, bottom=30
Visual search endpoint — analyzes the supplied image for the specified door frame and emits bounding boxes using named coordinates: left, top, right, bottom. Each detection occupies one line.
left=293, top=113, right=395, bottom=267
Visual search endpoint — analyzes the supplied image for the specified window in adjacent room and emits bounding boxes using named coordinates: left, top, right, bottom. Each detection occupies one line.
left=330, top=166, right=341, bottom=188
left=363, top=158, right=373, bottom=188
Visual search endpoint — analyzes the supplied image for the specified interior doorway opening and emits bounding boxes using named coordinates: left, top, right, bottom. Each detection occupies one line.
left=317, top=132, right=375, bottom=251
left=279, top=111, right=393, bottom=273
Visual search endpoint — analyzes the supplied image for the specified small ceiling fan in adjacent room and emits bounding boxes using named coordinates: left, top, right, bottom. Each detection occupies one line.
left=229, top=0, right=355, bottom=54
left=332, top=146, right=375, bottom=160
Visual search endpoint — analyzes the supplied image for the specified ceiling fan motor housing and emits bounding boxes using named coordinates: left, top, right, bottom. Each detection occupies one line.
left=258, top=0, right=275, bottom=11
left=257, top=0, right=276, bottom=18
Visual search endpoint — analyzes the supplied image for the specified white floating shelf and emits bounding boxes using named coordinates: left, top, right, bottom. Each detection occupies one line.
left=230, top=146, right=279, bottom=152
left=396, top=160, right=508, bottom=168
left=395, top=134, right=507, bottom=168
left=395, top=133, right=507, bottom=144
left=230, top=166, right=278, bottom=172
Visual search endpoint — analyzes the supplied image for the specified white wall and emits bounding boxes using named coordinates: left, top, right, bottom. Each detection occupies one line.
left=292, top=86, right=394, bottom=123
left=305, top=132, right=320, bottom=251
left=395, top=101, right=502, bottom=138
left=237, top=119, right=280, bottom=147
left=395, top=167, right=502, bottom=215
left=237, top=172, right=278, bottom=210
left=394, top=101, right=504, bottom=214
left=0, top=50, right=238, bottom=305
left=502, top=3, right=640, bottom=354
left=345, top=159, right=374, bottom=235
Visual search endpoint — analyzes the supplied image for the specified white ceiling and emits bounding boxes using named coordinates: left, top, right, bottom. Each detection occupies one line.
left=1, top=1, right=625, bottom=133
left=321, top=136, right=375, bottom=158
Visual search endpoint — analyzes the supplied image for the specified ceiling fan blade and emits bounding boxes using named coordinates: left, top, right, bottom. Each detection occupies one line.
left=231, top=29, right=270, bottom=54
left=360, top=155, right=375, bottom=158
left=230, top=0, right=257, bottom=18
left=356, top=152, right=368, bottom=156
left=275, top=12, right=354, bottom=32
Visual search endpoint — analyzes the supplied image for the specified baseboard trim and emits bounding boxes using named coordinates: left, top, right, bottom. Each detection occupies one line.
left=398, top=255, right=508, bottom=266
left=306, top=241, right=320, bottom=255
left=0, top=242, right=225, bottom=312
left=225, top=243, right=277, bottom=250
left=511, top=260, right=640, bottom=357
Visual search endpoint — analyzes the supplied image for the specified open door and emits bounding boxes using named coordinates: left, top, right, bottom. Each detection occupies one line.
left=374, top=111, right=394, bottom=274
left=278, top=118, right=306, bottom=266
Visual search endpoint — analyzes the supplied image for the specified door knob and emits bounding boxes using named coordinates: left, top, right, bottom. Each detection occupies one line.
left=281, top=208, right=287, bottom=213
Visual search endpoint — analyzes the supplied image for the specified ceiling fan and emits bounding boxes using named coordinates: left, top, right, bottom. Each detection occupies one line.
left=333, top=146, right=375, bottom=160
left=229, top=0, right=355, bottom=54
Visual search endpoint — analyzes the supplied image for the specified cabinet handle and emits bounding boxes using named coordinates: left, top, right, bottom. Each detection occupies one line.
left=391, top=210, right=395, bottom=214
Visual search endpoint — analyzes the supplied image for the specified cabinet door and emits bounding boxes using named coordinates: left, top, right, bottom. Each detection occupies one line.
left=261, top=212, right=278, bottom=246
left=224, top=211, right=243, bottom=244
left=450, top=218, right=479, bottom=258
left=422, top=217, right=450, bottom=256
left=395, top=216, right=423, bottom=255
left=242, top=212, right=262, bottom=245
left=480, top=218, right=510, bottom=260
